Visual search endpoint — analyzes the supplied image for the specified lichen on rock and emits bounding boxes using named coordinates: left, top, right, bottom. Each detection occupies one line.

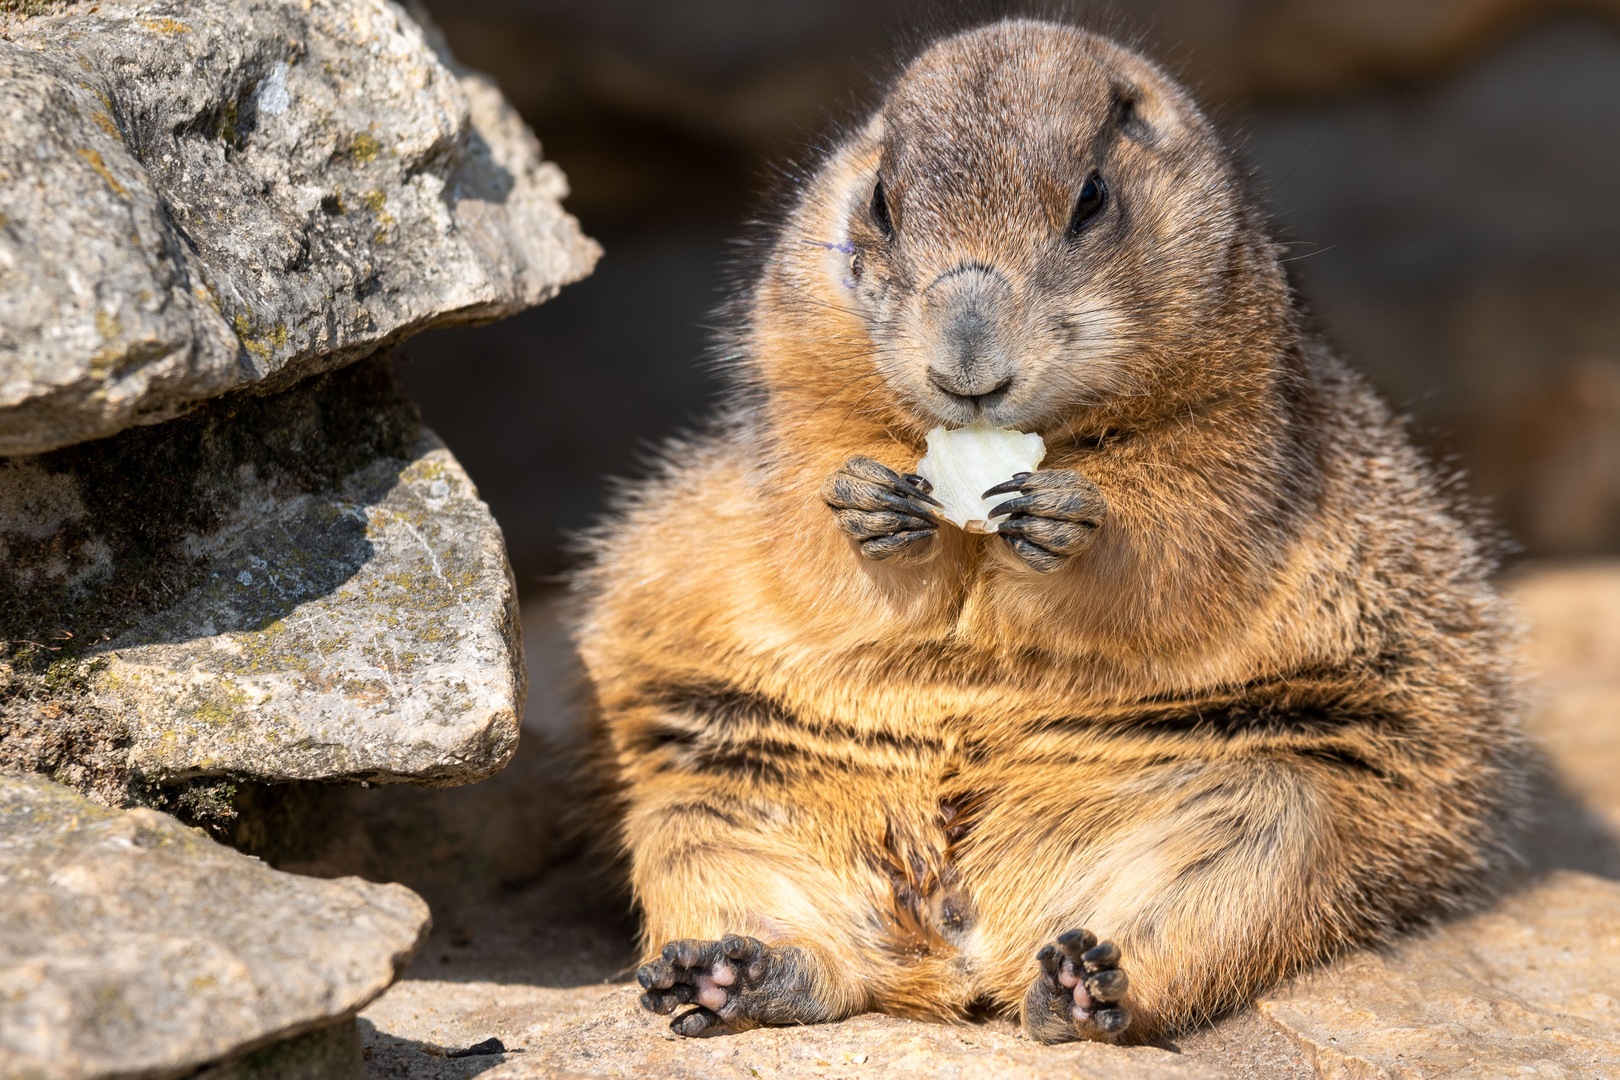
left=0, top=0, right=600, bottom=456
left=1, top=357, right=525, bottom=799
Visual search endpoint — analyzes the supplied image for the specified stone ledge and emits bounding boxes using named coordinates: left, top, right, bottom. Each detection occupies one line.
left=480, top=987, right=1225, bottom=1080
left=1259, top=871, right=1620, bottom=1078
left=0, top=0, right=599, bottom=456
left=100, top=423, right=524, bottom=787
left=1, top=357, right=524, bottom=799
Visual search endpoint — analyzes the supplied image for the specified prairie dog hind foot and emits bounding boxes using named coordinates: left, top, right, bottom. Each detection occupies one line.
left=1023, top=929, right=1131, bottom=1043
left=637, top=935, right=828, bottom=1036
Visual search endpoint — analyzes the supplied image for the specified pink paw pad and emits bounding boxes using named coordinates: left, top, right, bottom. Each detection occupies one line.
left=1034, top=929, right=1130, bottom=1036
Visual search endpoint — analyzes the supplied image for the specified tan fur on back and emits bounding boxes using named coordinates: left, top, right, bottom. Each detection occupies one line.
left=572, top=19, right=1529, bottom=1042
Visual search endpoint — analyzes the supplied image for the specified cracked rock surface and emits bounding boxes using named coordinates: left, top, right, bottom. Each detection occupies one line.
left=1, top=357, right=525, bottom=798
left=1258, top=871, right=1620, bottom=1079
left=0, top=772, right=431, bottom=1080
left=0, top=0, right=599, bottom=456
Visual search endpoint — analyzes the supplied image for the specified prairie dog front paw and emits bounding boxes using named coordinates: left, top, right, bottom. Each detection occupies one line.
left=983, top=469, right=1107, bottom=572
left=821, top=456, right=944, bottom=562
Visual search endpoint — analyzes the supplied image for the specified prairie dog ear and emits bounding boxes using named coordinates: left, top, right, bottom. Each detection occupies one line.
left=1110, top=84, right=1157, bottom=142
left=1099, top=48, right=1204, bottom=146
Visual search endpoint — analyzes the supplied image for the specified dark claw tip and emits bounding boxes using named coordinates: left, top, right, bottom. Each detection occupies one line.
left=900, top=483, right=944, bottom=507
left=670, top=1008, right=715, bottom=1038
left=1082, top=941, right=1120, bottom=968
left=901, top=472, right=937, bottom=497
left=980, top=476, right=1029, bottom=499
left=1057, top=929, right=1098, bottom=953
left=1095, top=1008, right=1130, bottom=1034
left=1087, top=968, right=1129, bottom=1001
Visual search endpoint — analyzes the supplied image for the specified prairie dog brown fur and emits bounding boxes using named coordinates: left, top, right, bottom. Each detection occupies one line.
left=573, top=19, right=1528, bottom=1044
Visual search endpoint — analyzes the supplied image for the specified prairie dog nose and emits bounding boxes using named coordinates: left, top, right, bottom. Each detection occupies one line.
left=923, top=264, right=1015, bottom=404
left=927, top=363, right=1011, bottom=400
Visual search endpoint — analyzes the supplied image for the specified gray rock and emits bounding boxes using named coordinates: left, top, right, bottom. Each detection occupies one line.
left=1259, top=870, right=1620, bottom=1079
left=1, top=357, right=525, bottom=798
left=0, top=0, right=599, bottom=456
left=0, top=772, right=430, bottom=1080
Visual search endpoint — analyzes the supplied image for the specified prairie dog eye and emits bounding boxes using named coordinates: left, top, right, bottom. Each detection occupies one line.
left=1066, top=173, right=1106, bottom=238
left=870, top=180, right=895, bottom=238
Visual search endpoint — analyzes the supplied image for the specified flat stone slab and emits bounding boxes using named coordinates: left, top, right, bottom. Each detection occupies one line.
left=1259, top=870, right=1620, bottom=1079
left=382, top=985, right=1225, bottom=1080
left=0, top=773, right=430, bottom=1080
left=0, top=0, right=598, bottom=456
left=103, top=431, right=524, bottom=788
left=1, top=358, right=524, bottom=797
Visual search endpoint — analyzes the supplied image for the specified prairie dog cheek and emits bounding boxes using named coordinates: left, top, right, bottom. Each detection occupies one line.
left=1052, top=294, right=1126, bottom=357
left=1043, top=298, right=1137, bottom=400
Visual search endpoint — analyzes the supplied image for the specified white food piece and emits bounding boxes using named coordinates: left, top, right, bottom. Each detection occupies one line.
left=914, top=420, right=1047, bottom=533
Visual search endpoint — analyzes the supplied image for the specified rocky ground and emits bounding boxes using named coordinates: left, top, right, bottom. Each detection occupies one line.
left=0, top=4, right=597, bottom=1075
left=0, top=774, right=430, bottom=1079
left=345, top=560, right=1620, bottom=1080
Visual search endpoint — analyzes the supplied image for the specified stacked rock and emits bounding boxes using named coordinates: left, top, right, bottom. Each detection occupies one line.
left=0, top=0, right=598, bottom=1075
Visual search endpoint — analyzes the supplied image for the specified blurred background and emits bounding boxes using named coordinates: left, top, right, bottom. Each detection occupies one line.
left=399, top=0, right=1620, bottom=589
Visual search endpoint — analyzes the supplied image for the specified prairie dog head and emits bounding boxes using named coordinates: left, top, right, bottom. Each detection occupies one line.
left=761, top=20, right=1288, bottom=438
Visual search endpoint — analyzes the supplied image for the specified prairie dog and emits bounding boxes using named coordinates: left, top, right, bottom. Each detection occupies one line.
left=573, top=19, right=1528, bottom=1043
